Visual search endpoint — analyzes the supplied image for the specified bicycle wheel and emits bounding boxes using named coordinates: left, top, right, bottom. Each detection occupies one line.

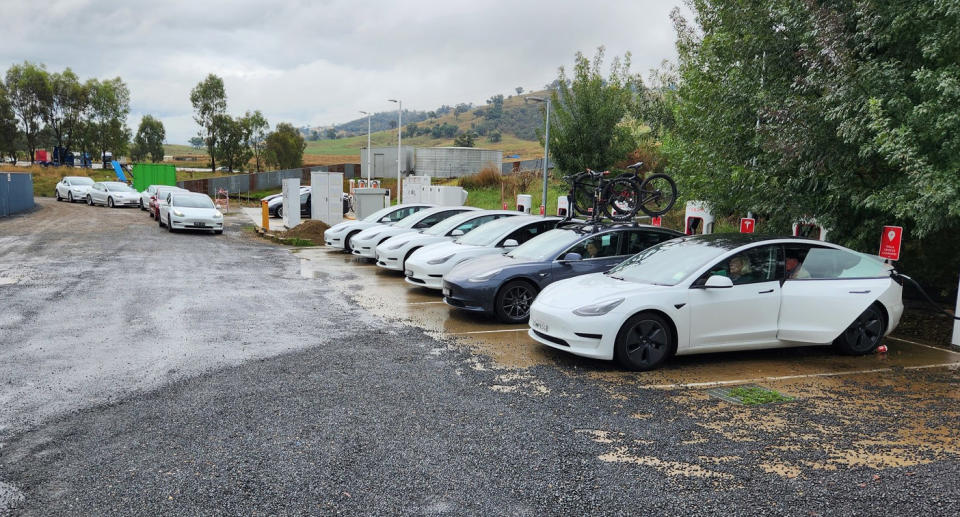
left=602, top=177, right=641, bottom=221
left=570, top=181, right=597, bottom=217
left=637, top=173, right=678, bottom=217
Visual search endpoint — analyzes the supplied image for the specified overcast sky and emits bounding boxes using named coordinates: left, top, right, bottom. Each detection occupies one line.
left=2, top=0, right=685, bottom=144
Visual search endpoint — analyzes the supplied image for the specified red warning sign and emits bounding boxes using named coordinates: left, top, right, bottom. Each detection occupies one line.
left=650, top=216, right=662, bottom=227
left=739, top=218, right=755, bottom=233
left=878, top=226, right=903, bottom=261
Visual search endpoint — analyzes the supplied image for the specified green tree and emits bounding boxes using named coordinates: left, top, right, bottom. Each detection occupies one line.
left=188, top=136, right=204, bottom=149
left=242, top=110, right=269, bottom=172
left=548, top=48, right=635, bottom=174
left=488, top=129, right=502, bottom=143
left=324, top=127, right=337, bottom=140
left=5, top=61, right=51, bottom=163
left=662, top=1, right=960, bottom=245
left=486, top=94, right=504, bottom=122
left=46, top=68, right=88, bottom=159
left=0, top=82, right=19, bottom=163
left=131, top=115, right=165, bottom=163
left=453, top=131, right=476, bottom=147
left=515, top=86, right=524, bottom=95
left=190, top=74, right=227, bottom=171
left=264, top=122, right=305, bottom=169
left=214, top=114, right=252, bottom=172
left=86, top=78, right=131, bottom=164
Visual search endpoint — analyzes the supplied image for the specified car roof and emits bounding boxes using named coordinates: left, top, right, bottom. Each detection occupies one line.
left=498, top=215, right=560, bottom=226
left=673, top=233, right=835, bottom=249
left=555, top=220, right=683, bottom=236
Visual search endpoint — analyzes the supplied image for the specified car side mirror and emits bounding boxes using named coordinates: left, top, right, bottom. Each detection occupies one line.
left=450, top=229, right=464, bottom=237
left=561, top=252, right=582, bottom=262
left=704, top=275, right=734, bottom=288
left=502, top=239, right=519, bottom=248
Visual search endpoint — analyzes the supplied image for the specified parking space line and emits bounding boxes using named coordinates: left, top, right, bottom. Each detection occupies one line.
left=447, top=329, right=528, bottom=335
left=643, top=361, right=960, bottom=390
left=885, top=335, right=960, bottom=354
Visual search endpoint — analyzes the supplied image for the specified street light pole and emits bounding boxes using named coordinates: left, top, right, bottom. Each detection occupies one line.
left=359, top=110, right=371, bottom=181
left=389, top=99, right=402, bottom=204
left=526, top=96, right=552, bottom=217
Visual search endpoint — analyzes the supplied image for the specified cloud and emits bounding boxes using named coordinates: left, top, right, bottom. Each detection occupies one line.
left=2, top=0, right=685, bottom=143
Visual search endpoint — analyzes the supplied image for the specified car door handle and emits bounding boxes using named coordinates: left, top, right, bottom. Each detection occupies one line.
left=849, top=290, right=871, bottom=294
left=758, top=289, right=774, bottom=294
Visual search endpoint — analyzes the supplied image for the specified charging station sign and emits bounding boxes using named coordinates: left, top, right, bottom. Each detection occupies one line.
left=878, top=226, right=903, bottom=261
left=740, top=218, right=755, bottom=233
left=650, top=216, right=662, bottom=227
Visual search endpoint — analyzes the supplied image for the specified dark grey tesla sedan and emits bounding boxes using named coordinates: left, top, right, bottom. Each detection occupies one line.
left=442, top=222, right=681, bottom=323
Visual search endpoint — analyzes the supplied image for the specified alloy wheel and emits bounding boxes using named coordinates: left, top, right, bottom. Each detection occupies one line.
left=624, top=318, right=670, bottom=367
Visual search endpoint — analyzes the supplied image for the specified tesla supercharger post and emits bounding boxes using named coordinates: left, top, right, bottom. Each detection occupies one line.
left=684, top=201, right=714, bottom=235
left=557, top=196, right=569, bottom=217
left=517, top=194, right=532, bottom=214
left=281, top=178, right=300, bottom=228
left=792, top=219, right=830, bottom=241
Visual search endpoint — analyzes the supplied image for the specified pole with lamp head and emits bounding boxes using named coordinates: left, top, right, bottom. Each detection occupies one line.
left=388, top=99, right=402, bottom=204
left=526, top=95, right=551, bottom=217
left=359, top=110, right=372, bottom=182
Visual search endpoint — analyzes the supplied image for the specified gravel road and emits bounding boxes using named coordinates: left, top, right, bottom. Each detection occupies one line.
left=1, top=199, right=958, bottom=516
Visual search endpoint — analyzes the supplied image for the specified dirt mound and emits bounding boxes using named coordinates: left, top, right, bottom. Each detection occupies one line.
left=279, top=220, right=330, bottom=244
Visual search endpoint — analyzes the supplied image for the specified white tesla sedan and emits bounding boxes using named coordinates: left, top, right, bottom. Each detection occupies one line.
left=376, top=210, right=520, bottom=271
left=86, top=182, right=141, bottom=207
left=350, top=206, right=478, bottom=259
left=158, top=192, right=224, bottom=233
left=323, top=204, right=434, bottom=251
left=528, top=234, right=904, bottom=371
left=55, top=176, right=95, bottom=203
left=404, top=215, right=560, bottom=290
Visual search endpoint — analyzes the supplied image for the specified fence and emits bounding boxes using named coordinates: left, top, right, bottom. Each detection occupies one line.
left=176, top=166, right=330, bottom=197
left=502, top=158, right=554, bottom=175
left=0, top=172, right=35, bottom=217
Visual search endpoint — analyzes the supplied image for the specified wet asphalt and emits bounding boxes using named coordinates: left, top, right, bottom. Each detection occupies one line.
left=1, top=199, right=959, bottom=515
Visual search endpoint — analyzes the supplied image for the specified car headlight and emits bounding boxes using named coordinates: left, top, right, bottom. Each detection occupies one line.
left=173, top=210, right=184, bottom=217
left=468, top=268, right=503, bottom=282
left=427, top=254, right=455, bottom=265
left=213, top=211, right=223, bottom=218
left=572, top=298, right=625, bottom=317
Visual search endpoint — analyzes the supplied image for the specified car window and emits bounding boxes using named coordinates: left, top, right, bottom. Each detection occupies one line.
left=413, top=210, right=462, bottom=229
left=563, top=232, right=623, bottom=259
left=385, top=206, right=421, bottom=222
left=788, top=246, right=888, bottom=280
left=500, top=222, right=547, bottom=246
left=300, top=192, right=309, bottom=203
left=451, top=214, right=500, bottom=234
left=623, top=230, right=675, bottom=255
left=696, top=245, right=781, bottom=286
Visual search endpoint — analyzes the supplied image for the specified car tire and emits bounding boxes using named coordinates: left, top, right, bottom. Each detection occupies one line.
left=139, top=199, right=144, bottom=210
left=167, top=216, right=174, bottom=232
left=613, top=312, right=675, bottom=371
left=158, top=214, right=164, bottom=227
left=107, top=197, right=114, bottom=208
left=833, top=304, right=886, bottom=355
left=56, top=190, right=62, bottom=201
left=494, top=280, right=539, bottom=323
left=344, top=231, right=359, bottom=253
left=67, top=192, right=74, bottom=203
left=87, top=195, right=93, bottom=206
left=276, top=206, right=283, bottom=219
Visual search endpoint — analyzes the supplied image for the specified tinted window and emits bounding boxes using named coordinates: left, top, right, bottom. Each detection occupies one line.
left=696, top=245, right=781, bottom=286
left=384, top=206, right=421, bottom=222
left=501, top=222, right=546, bottom=246
left=413, top=210, right=462, bottom=229
left=508, top=229, right=581, bottom=261
left=174, top=196, right=215, bottom=208
left=623, top=230, right=674, bottom=255
left=564, top=231, right=623, bottom=259
left=451, top=214, right=504, bottom=234
left=300, top=192, right=309, bottom=203
left=789, top=247, right=888, bottom=279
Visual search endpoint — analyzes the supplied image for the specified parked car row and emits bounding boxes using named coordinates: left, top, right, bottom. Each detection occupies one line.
left=325, top=205, right=904, bottom=371
left=55, top=176, right=223, bottom=235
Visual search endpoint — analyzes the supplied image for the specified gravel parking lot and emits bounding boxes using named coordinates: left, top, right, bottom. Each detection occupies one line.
left=1, top=199, right=959, bottom=515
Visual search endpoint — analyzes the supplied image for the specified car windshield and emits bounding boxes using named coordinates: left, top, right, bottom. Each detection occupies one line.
left=363, top=206, right=403, bottom=223
left=174, top=196, right=215, bottom=209
left=423, top=212, right=476, bottom=236
left=393, top=211, right=430, bottom=229
left=67, top=177, right=94, bottom=185
left=507, top=229, right=581, bottom=261
left=105, top=183, right=134, bottom=192
left=456, top=217, right=520, bottom=246
left=606, top=239, right=730, bottom=285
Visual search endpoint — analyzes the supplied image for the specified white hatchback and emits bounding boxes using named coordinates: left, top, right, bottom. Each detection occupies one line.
left=87, top=182, right=141, bottom=207
left=350, top=206, right=478, bottom=259
left=404, top=215, right=560, bottom=290
left=323, top=204, right=433, bottom=251
left=158, top=192, right=224, bottom=234
left=55, top=176, right=95, bottom=203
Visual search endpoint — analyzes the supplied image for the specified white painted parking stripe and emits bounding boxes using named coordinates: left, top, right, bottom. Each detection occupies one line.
left=643, top=361, right=960, bottom=390
left=884, top=335, right=960, bottom=355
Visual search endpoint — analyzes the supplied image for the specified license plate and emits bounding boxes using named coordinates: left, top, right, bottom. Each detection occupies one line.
left=404, top=270, right=413, bottom=277
left=442, top=287, right=450, bottom=296
left=531, top=319, right=548, bottom=333
left=193, top=222, right=208, bottom=228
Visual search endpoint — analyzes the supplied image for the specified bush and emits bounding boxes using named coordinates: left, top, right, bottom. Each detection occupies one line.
left=459, top=163, right=503, bottom=190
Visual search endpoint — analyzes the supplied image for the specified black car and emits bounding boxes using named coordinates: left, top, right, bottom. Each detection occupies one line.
left=268, top=188, right=311, bottom=219
left=443, top=222, right=682, bottom=323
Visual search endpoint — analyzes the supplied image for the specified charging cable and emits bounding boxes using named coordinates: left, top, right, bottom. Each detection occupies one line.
left=892, top=272, right=960, bottom=321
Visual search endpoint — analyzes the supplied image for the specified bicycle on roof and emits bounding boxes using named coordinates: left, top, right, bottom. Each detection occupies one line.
left=563, top=161, right=678, bottom=222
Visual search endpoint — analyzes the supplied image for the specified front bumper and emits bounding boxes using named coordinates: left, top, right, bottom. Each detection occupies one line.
left=351, top=239, right=379, bottom=258
left=404, top=263, right=444, bottom=289
left=527, top=303, right=614, bottom=360
left=376, top=250, right=404, bottom=270
left=170, top=218, right=224, bottom=231
left=442, top=279, right=494, bottom=313
left=324, top=230, right=346, bottom=249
